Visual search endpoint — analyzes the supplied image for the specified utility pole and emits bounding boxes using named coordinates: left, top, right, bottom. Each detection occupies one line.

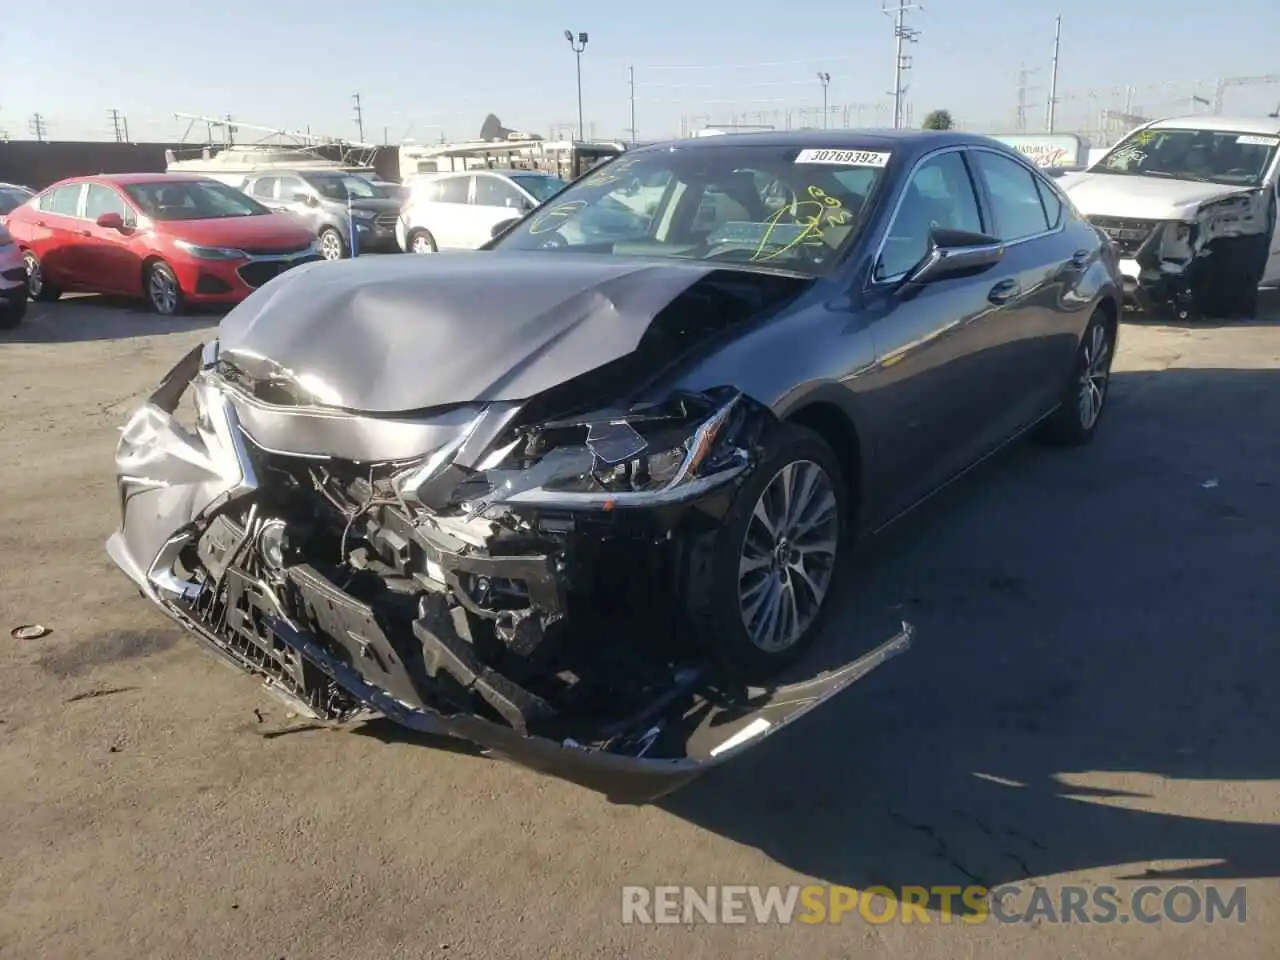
left=225, top=114, right=236, bottom=146
left=122, top=115, right=130, bottom=142
left=628, top=64, right=637, bottom=143
left=352, top=93, right=365, bottom=142
left=1045, top=15, right=1062, bottom=133
left=564, top=30, right=589, bottom=141
left=817, top=72, right=831, bottom=128
left=883, top=0, right=922, bottom=129
left=108, top=108, right=124, bottom=142
left=29, top=113, right=47, bottom=142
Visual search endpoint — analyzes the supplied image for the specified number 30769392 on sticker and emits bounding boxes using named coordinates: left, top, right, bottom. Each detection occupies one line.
left=795, top=148, right=891, bottom=166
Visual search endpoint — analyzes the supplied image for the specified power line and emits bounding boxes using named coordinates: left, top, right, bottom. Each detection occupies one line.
left=883, top=0, right=922, bottom=130
left=643, top=55, right=861, bottom=72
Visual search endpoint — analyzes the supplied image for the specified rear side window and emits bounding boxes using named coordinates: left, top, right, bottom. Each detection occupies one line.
left=436, top=176, right=470, bottom=204
left=1035, top=176, right=1063, bottom=228
left=39, top=184, right=83, bottom=216
left=971, top=150, right=1053, bottom=240
left=250, top=177, right=278, bottom=200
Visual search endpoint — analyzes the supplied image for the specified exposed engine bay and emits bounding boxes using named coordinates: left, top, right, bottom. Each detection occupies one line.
left=106, top=258, right=911, bottom=801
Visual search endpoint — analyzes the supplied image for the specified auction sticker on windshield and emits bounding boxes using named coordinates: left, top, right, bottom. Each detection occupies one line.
left=795, top=149, right=891, bottom=167
left=1236, top=135, right=1280, bottom=147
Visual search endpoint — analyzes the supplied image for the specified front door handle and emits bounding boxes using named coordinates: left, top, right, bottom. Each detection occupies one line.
left=78, top=229, right=91, bottom=237
left=988, top=278, right=1021, bottom=305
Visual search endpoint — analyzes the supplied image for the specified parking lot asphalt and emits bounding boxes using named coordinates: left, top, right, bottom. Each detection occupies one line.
left=1, top=293, right=1278, bottom=960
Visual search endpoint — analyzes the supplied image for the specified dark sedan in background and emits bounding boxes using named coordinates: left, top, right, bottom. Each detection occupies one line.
left=107, top=130, right=1121, bottom=802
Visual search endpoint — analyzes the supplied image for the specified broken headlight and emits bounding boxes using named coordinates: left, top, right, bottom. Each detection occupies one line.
left=466, top=389, right=752, bottom=512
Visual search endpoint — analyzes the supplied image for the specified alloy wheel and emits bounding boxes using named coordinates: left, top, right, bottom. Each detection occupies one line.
left=149, top=267, right=178, bottom=315
left=737, top=459, right=840, bottom=653
left=320, top=231, right=344, bottom=260
left=1077, top=322, right=1112, bottom=430
left=410, top=233, right=434, bottom=255
left=23, top=253, right=41, bottom=297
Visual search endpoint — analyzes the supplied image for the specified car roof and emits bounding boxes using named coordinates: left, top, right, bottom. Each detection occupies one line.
left=628, top=128, right=1021, bottom=164
left=1146, top=115, right=1280, bottom=136
left=61, top=173, right=221, bottom=186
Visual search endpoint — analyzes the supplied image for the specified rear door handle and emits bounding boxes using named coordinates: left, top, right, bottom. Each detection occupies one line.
left=988, top=278, right=1021, bottom=304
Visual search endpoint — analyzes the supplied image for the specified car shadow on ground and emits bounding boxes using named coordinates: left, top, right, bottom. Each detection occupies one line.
left=659, top=365, right=1280, bottom=907
left=1, top=295, right=223, bottom=343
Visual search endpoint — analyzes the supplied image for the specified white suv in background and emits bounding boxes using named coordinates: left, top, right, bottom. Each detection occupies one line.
left=396, top=169, right=567, bottom=253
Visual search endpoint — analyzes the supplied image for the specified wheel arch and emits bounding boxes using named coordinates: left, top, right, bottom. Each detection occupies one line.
left=782, top=399, right=864, bottom=529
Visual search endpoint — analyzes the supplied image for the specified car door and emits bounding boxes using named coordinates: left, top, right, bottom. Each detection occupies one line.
left=80, top=183, right=142, bottom=294
left=427, top=175, right=475, bottom=248
left=31, top=183, right=87, bottom=285
left=472, top=175, right=532, bottom=240
left=857, top=147, right=1034, bottom=523
left=965, top=147, right=1080, bottom=433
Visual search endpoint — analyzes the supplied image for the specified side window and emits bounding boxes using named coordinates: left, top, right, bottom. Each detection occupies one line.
left=876, top=152, right=983, bottom=280
left=436, top=176, right=471, bottom=204
left=971, top=151, right=1052, bottom=241
left=474, top=176, right=524, bottom=209
left=84, top=184, right=128, bottom=221
left=251, top=176, right=278, bottom=200
left=1034, top=176, right=1063, bottom=228
left=276, top=176, right=306, bottom=202
left=410, top=179, right=441, bottom=203
left=40, top=184, right=83, bottom=216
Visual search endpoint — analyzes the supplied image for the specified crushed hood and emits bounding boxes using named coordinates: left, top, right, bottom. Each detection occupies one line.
left=215, top=252, right=720, bottom=413
left=1060, top=171, right=1255, bottom=221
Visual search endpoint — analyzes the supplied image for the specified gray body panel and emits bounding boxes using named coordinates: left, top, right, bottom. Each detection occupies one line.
left=217, top=252, right=721, bottom=413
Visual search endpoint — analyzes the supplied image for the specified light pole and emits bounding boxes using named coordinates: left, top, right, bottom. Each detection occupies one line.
left=817, top=72, right=831, bottom=128
left=564, top=30, right=588, bottom=141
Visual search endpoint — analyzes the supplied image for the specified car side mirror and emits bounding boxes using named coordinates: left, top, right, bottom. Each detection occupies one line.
left=491, top=218, right=520, bottom=239
left=903, top=228, right=1004, bottom=286
left=95, top=212, right=124, bottom=230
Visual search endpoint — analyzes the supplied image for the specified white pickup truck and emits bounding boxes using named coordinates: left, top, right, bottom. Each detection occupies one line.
left=1056, top=116, right=1280, bottom=321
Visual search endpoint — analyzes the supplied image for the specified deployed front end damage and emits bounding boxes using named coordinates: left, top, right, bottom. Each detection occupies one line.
left=1092, top=189, right=1272, bottom=320
left=107, top=339, right=910, bottom=802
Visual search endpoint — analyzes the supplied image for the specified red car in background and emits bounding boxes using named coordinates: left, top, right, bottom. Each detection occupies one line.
left=5, top=174, right=322, bottom=317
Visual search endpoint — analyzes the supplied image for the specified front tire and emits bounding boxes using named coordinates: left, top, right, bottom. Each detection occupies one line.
left=319, top=227, right=347, bottom=261
left=1038, top=308, right=1115, bottom=446
left=408, top=229, right=437, bottom=255
left=146, top=260, right=185, bottom=316
left=23, top=251, right=62, bottom=302
left=680, top=423, right=849, bottom=682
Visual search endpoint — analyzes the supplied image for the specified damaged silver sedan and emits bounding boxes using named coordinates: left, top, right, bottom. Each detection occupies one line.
left=107, top=131, right=1121, bottom=801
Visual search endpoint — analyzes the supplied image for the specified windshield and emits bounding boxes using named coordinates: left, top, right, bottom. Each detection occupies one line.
left=305, top=173, right=384, bottom=201
left=491, top=144, right=889, bottom=275
left=1095, top=127, right=1280, bottom=186
left=125, top=180, right=269, bottom=220
left=510, top=174, right=567, bottom=203
left=0, top=187, right=32, bottom=214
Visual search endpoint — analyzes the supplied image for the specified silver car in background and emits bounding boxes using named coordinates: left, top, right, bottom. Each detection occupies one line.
left=397, top=169, right=566, bottom=253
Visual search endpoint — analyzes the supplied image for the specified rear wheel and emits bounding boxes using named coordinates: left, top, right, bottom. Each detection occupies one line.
left=146, top=260, right=185, bottom=316
left=680, top=423, right=848, bottom=681
left=23, top=251, right=62, bottom=302
left=1038, top=308, right=1115, bottom=446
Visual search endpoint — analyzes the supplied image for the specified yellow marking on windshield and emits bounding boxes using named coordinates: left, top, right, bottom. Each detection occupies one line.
left=528, top=200, right=587, bottom=234
left=750, top=185, right=851, bottom=262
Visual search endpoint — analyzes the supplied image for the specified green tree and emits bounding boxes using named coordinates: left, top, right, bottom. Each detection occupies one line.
left=922, top=110, right=954, bottom=131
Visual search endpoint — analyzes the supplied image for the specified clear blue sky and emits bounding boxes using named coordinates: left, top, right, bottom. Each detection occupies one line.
left=4, top=0, right=1279, bottom=143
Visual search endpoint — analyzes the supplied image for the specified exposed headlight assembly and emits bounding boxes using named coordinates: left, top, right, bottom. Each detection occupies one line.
left=464, top=388, right=754, bottom=513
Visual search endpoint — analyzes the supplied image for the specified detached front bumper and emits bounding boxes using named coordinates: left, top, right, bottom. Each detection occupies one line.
left=104, top=342, right=914, bottom=802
